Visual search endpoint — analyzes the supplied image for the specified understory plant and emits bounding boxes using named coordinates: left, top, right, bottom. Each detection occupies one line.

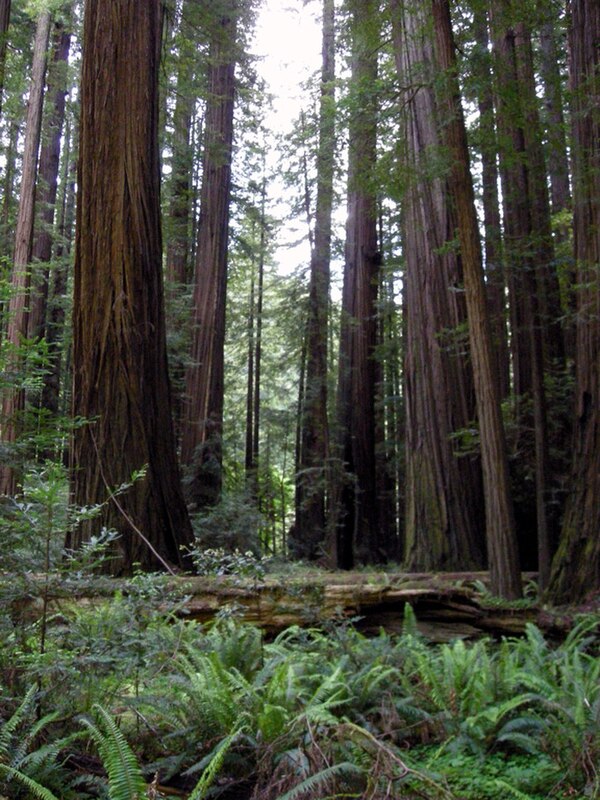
left=0, top=582, right=597, bottom=800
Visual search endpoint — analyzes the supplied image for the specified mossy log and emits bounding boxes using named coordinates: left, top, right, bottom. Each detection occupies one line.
left=7, top=570, right=570, bottom=642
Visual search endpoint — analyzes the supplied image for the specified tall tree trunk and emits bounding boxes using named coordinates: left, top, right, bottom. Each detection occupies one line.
left=473, top=8, right=510, bottom=398
left=292, top=0, right=335, bottom=560
left=28, top=20, right=71, bottom=342
left=391, top=0, right=486, bottom=571
left=538, top=7, right=575, bottom=357
left=538, top=8, right=571, bottom=220
left=0, top=0, right=10, bottom=115
left=166, top=0, right=195, bottom=287
left=548, top=0, right=600, bottom=603
left=180, top=3, right=237, bottom=510
left=0, top=10, right=51, bottom=496
left=334, top=0, right=384, bottom=567
left=41, top=152, right=75, bottom=423
left=69, top=0, right=193, bottom=574
left=491, top=4, right=562, bottom=575
left=431, top=0, right=521, bottom=598
left=251, top=182, right=265, bottom=497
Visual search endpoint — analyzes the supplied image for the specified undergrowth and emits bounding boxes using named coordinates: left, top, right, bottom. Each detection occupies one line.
left=0, top=578, right=598, bottom=800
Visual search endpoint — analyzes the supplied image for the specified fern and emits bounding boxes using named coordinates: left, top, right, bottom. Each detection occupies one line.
left=273, top=761, right=363, bottom=800
left=187, top=729, right=238, bottom=800
left=81, top=704, right=147, bottom=800
left=0, top=763, right=61, bottom=800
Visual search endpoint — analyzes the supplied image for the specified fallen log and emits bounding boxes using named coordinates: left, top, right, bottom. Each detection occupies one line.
left=3, top=570, right=564, bottom=642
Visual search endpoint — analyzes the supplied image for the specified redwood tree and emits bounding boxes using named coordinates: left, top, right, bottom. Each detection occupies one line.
left=548, top=0, right=600, bottom=603
left=0, top=9, right=51, bottom=496
left=391, top=0, right=486, bottom=571
left=333, top=0, right=385, bottom=567
left=69, top=0, right=193, bottom=574
left=180, top=1, right=237, bottom=510
left=292, top=0, right=335, bottom=560
left=432, top=0, right=521, bottom=598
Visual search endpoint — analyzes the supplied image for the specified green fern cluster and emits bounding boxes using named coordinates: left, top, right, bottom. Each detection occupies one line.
left=0, top=596, right=598, bottom=800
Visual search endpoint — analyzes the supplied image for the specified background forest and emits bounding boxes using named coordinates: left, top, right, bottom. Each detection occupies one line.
left=0, top=1, right=599, bottom=798
left=0, top=0, right=599, bottom=598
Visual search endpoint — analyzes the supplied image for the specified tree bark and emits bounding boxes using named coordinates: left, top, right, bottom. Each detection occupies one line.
left=491, top=4, right=563, bottom=575
left=333, top=0, right=384, bottom=568
left=472, top=9, right=510, bottom=399
left=292, top=0, right=335, bottom=560
left=548, top=0, right=600, bottom=603
left=69, top=0, right=193, bottom=574
left=180, top=2, right=237, bottom=510
left=391, top=0, right=486, bottom=572
left=27, top=20, right=71, bottom=342
left=431, top=0, right=521, bottom=599
left=0, top=10, right=51, bottom=496
left=0, top=0, right=11, bottom=116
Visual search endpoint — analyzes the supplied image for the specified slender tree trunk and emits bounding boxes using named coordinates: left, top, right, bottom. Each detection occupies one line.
left=0, top=117, right=19, bottom=332
left=28, top=20, right=71, bottom=342
left=41, top=152, right=75, bottom=423
left=491, top=4, right=563, bottom=574
left=166, top=0, right=195, bottom=287
left=252, top=185, right=265, bottom=477
left=473, top=8, right=510, bottom=398
left=391, top=0, right=486, bottom=571
left=538, top=8, right=575, bottom=357
left=245, top=252, right=255, bottom=482
left=0, top=10, right=51, bottom=496
left=292, top=0, right=335, bottom=560
left=0, top=0, right=10, bottom=115
left=548, top=0, right=600, bottom=603
left=180, top=3, right=237, bottom=510
left=69, top=0, right=193, bottom=574
left=538, top=9, right=571, bottom=220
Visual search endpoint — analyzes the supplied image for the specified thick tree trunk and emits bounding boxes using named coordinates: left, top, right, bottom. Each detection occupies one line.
left=333, top=0, right=384, bottom=568
left=391, top=0, right=485, bottom=572
left=180, top=3, right=237, bottom=510
left=0, top=10, right=51, bottom=496
left=431, top=0, right=521, bottom=599
left=548, top=0, right=600, bottom=603
left=292, top=0, right=335, bottom=560
left=69, top=0, right=193, bottom=574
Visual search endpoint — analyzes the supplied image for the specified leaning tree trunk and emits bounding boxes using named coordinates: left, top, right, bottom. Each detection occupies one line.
left=548, top=0, right=600, bottom=604
left=391, top=0, right=486, bottom=571
left=0, top=10, right=51, bottom=496
left=180, top=2, right=237, bottom=510
left=69, top=0, right=193, bottom=574
left=292, top=0, right=335, bottom=561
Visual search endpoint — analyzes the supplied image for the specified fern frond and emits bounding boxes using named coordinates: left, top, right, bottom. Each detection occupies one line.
left=81, top=704, right=147, bottom=800
left=187, top=729, right=238, bottom=800
left=274, top=761, right=363, bottom=800
left=0, top=686, right=37, bottom=760
left=0, top=763, right=60, bottom=800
